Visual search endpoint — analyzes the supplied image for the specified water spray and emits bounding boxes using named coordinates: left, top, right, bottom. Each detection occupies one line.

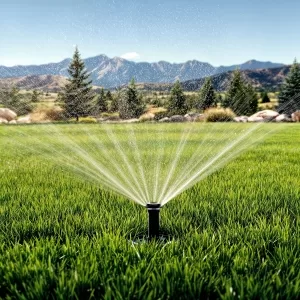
left=146, top=203, right=161, bottom=239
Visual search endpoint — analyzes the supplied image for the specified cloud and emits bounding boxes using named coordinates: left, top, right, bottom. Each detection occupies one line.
left=120, top=52, right=140, bottom=61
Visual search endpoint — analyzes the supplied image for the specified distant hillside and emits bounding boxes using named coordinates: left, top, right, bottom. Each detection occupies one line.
left=0, top=55, right=284, bottom=88
left=0, top=75, right=68, bottom=92
left=182, top=65, right=291, bottom=92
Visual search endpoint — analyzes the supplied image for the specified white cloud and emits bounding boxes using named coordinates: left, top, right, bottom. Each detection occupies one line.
left=120, top=52, right=140, bottom=61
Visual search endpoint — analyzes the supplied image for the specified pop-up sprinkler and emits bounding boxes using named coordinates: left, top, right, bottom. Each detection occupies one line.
left=146, top=203, right=161, bottom=239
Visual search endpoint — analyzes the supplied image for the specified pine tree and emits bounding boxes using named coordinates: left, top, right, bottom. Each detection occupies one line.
left=97, top=88, right=108, bottom=113
left=168, top=80, right=187, bottom=114
left=223, top=70, right=257, bottom=115
left=0, top=87, right=32, bottom=115
left=245, top=84, right=258, bottom=115
left=61, top=47, right=94, bottom=121
left=197, top=77, right=217, bottom=111
left=106, top=90, right=113, bottom=102
left=31, top=90, right=40, bottom=103
left=261, top=92, right=270, bottom=103
left=278, top=59, right=300, bottom=115
left=118, top=79, right=145, bottom=119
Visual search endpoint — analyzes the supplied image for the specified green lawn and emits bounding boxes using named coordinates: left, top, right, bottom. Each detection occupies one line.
left=0, top=123, right=299, bottom=299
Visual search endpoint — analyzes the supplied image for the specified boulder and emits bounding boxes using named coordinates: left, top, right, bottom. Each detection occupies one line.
left=275, top=114, right=292, bottom=122
left=184, top=113, right=204, bottom=122
left=17, top=115, right=31, bottom=124
left=169, top=115, right=186, bottom=122
left=0, top=108, right=17, bottom=121
left=158, top=117, right=170, bottom=123
left=234, top=116, right=248, bottom=123
left=292, top=111, right=300, bottom=122
left=0, top=117, right=8, bottom=124
left=248, top=116, right=264, bottom=122
left=8, top=120, right=17, bottom=124
left=249, top=110, right=279, bottom=122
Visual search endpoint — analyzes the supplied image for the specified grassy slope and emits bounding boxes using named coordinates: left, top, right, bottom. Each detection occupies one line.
left=0, top=124, right=299, bottom=299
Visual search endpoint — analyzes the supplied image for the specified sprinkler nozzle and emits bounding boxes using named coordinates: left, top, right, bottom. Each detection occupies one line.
left=146, top=203, right=161, bottom=240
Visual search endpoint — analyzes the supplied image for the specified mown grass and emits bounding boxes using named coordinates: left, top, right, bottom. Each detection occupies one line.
left=0, top=124, right=299, bottom=299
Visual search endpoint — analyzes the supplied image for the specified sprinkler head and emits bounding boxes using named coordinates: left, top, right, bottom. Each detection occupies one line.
left=146, top=203, right=161, bottom=240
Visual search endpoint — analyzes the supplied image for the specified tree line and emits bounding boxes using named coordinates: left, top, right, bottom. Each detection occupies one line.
left=1, top=47, right=299, bottom=119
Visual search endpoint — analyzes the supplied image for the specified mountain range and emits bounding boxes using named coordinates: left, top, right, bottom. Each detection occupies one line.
left=0, top=55, right=284, bottom=88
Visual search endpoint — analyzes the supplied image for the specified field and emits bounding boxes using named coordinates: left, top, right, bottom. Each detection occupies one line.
left=0, top=123, right=299, bottom=299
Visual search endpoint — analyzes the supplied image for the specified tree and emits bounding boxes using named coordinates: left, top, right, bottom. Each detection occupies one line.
left=168, top=80, right=187, bottom=114
left=31, top=90, right=40, bottom=103
left=118, top=79, right=145, bottom=119
left=96, top=88, right=108, bottom=113
left=245, top=84, right=258, bottom=115
left=261, top=92, right=270, bottom=103
left=106, top=90, right=113, bottom=102
left=61, top=47, right=94, bottom=121
left=197, top=77, right=217, bottom=111
left=0, top=87, right=32, bottom=115
left=278, top=59, right=300, bottom=115
left=223, top=70, right=257, bottom=115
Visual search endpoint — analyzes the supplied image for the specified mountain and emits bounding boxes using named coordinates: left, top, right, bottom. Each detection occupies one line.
left=0, top=55, right=284, bottom=88
left=0, top=65, right=290, bottom=93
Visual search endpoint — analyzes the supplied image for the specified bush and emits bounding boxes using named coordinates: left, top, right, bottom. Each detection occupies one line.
left=31, top=107, right=65, bottom=122
left=154, top=111, right=170, bottom=121
left=79, top=117, right=97, bottom=123
left=139, top=113, right=155, bottom=122
left=204, top=108, right=236, bottom=122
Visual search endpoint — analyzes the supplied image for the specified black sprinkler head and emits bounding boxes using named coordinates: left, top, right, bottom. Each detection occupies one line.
left=146, top=203, right=161, bottom=240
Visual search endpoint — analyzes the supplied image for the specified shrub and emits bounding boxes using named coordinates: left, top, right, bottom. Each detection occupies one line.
left=31, top=107, right=65, bottom=122
left=204, top=108, right=236, bottom=122
left=154, top=111, right=170, bottom=121
left=79, top=117, right=97, bottom=123
left=139, top=113, right=155, bottom=122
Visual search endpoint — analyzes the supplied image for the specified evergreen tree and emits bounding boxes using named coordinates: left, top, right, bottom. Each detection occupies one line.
left=278, top=59, right=300, bottom=115
left=61, top=47, right=94, bottom=121
left=261, top=92, right=270, bottom=103
left=245, top=84, right=258, bottom=115
left=0, top=87, right=32, bottom=115
left=106, top=90, right=113, bottom=102
left=118, top=79, right=145, bottom=119
left=197, top=78, right=217, bottom=111
left=168, top=80, right=187, bottom=114
left=31, top=90, right=40, bottom=103
left=223, top=70, right=257, bottom=115
left=97, top=88, right=108, bottom=113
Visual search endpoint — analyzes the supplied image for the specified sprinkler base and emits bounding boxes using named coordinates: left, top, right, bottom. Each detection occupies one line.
left=146, top=203, right=161, bottom=240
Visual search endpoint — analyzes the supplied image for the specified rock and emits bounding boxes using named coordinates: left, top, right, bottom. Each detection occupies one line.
left=250, top=110, right=279, bottom=121
left=169, top=115, right=186, bottom=122
left=184, top=113, right=204, bottom=122
left=158, top=117, right=170, bottom=123
left=292, top=111, right=300, bottom=122
left=275, top=114, right=292, bottom=122
left=0, top=117, right=8, bottom=124
left=234, top=116, right=248, bottom=123
left=248, top=116, right=264, bottom=122
left=8, top=120, right=17, bottom=124
left=184, top=115, right=193, bottom=122
left=17, top=115, right=31, bottom=124
left=0, top=108, right=17, bottom=121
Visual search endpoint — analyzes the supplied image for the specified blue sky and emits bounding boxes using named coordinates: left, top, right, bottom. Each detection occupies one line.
left=0, top=0, right=299, bottom=66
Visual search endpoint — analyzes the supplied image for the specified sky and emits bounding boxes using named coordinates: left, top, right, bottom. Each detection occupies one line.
left=0, top=0, right=299, bottom=67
